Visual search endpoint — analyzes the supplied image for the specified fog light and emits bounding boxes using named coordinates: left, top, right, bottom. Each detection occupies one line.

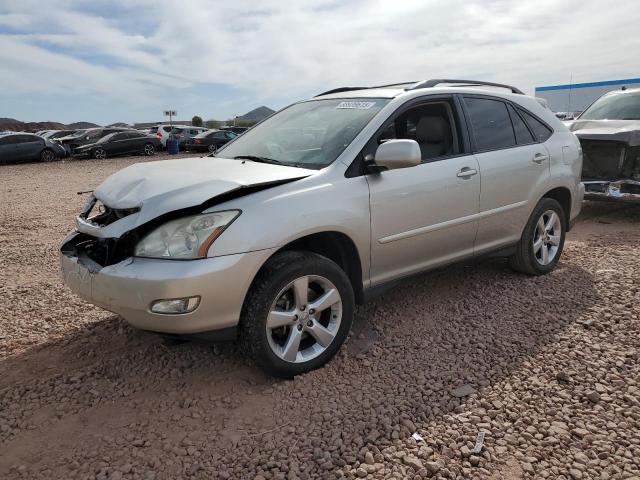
left=150, top=296, right=200, bottom=314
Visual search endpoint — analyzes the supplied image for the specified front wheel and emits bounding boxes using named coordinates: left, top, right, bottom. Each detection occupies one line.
left=509, top=197, right=566, bottom=275
left=240, top=251, right=354, bottom=378
left=93, top=148, right=106, bottom=160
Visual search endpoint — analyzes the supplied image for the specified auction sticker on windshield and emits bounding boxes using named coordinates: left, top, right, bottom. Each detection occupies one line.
left=336, top=101, right=376, bottom=110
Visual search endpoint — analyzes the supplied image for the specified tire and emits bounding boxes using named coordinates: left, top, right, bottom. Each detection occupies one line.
left=509, top=197, right=566, bottom=275
left=93, top=148, right=106, bottom=160
left=239, top=250, right=354, bottom=378
left=40, top=148, right=56, bottom=162
left=143, top=143, right=155, bottom=156
left=208, top=144, right=218, bottom=153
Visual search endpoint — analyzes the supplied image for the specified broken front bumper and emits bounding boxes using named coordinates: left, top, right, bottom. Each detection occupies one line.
left=59, top=240, right=276, bottom=334
left=583, top=180, right=640, bottom=201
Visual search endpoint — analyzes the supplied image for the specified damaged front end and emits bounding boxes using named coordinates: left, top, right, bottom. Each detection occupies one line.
left=573, top=123, right=640, bottom=201
left=60, top=157, right=317, bottom=270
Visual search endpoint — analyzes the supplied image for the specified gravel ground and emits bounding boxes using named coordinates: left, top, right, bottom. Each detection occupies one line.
left=0, top=154, right=639, bottom=480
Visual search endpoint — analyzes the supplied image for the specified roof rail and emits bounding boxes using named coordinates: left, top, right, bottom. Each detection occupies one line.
left=315, top=79, right=524, bottom=97
left=315, top=82, right=418, bottom=97
left=409, top=79, right=524, bottom=94
left=315, top=87, right=367, bottom=97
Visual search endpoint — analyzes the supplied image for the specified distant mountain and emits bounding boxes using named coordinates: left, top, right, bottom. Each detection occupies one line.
left=238, top=106, right=275, bottom=122
left=0, top=117, right=65, bottom=132
left=0, top=118, right=101, bottom=132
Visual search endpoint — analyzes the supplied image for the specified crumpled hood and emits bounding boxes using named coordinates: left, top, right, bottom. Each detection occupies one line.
left=571, top=119, right=640, bottom=146
left=87, top=156, right=315, bottom=237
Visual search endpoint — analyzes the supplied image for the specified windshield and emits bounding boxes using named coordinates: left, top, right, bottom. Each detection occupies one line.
left=217, top=98, right=389, bottom=169
left=580, top=91, right=640, bottom=120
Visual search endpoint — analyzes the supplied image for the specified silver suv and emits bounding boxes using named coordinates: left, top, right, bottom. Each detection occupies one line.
left=60, top=79, right=584, bottom=377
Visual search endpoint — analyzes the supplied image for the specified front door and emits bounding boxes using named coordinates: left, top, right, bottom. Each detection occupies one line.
left=366, top=98, right=481, bottom=285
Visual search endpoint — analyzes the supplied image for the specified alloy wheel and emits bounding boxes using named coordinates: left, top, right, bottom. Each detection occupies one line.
left=533, top=209, right=561, bottom=266
left=94, top=148, right=106, bottom=159
left=41, top=150, right=55, bottom=162
left=266, top=275, right=342, bottom=363
left=144, top=144, right=155, bottom=156
left=208, top=144, right=217, bottom=153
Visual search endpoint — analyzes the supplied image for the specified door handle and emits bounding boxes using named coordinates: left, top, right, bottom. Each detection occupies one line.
left=457, top=167, right=478, bottom=178
left=532, top=153, right=549, bottom=164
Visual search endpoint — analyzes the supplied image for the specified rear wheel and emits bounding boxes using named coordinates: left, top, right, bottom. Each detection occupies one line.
left=40, top=148, right=56, bottom=162
left=208, top=144, right=218, bottom=153
left=509, top=197, right=566, bottom=275
left=93, top=148, right=106, bottom=160
left=240, top=251, right=354, bottom=378
left=143, top=143, right=155, bottom=156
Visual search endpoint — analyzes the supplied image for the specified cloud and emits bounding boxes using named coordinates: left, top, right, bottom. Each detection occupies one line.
left=0, top=0, right=639, bottom=123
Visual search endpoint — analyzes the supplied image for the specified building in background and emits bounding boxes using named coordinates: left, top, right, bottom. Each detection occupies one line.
left=535, top=77, right=640, bottom=113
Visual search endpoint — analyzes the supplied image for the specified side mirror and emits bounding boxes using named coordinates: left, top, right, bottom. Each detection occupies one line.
left=370, top=139, right=421, bottom=171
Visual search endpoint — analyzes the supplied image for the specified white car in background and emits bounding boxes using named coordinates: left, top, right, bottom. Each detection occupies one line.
left=148, top=124, right=192, bottom=147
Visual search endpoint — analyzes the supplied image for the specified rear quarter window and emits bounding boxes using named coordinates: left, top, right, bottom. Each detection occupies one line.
left=464, top=97, right=516, bottom=151
left=507, top=104, right=534, bottom=145
left=517, top=108, right=553, bottom=142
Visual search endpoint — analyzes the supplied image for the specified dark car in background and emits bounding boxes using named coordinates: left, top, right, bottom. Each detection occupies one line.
left=0, top=133, right=67, bottom=164
left=184, top=129, right=237, bottom=153
left=55, top=127, right=127, bottom=154
left=42, top=129, right=77, bottom=140
left=221, top=126, right=249, bottom=135
left=73, top=130, right=161, bottom=159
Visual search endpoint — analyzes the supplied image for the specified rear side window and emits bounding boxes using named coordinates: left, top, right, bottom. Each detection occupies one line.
left=518, top=108, right=553, bottom=142
left=507, top=104, right=534, bottom=144
left=464, top=97, right=516, bottom=151
left=0, top=136, right=19, bottom=145
left=163, top=126, right=173, bottom=133
left=16, top=135, right=36, bottom=143
left=149, top=127, right=159, bottom=134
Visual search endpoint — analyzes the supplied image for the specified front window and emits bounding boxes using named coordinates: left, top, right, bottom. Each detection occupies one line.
left=217, top=98, right=389, bottom=169
left=98, top=133, right=117, bottom=143
left=580, top=92, right=640, bottom=120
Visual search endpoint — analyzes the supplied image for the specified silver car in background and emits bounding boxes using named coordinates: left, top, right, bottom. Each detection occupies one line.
left=60, top=79, right=583, bottom=377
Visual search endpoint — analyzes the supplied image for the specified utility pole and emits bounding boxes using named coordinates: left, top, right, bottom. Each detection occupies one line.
left=163, top=110, right=177, bottom=126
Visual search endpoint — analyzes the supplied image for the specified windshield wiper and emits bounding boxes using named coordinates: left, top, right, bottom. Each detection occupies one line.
left=233, top=155, right=286, bottom=165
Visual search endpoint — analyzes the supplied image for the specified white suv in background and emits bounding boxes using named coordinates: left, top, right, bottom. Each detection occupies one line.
left=60, top=79, right=584, bottom=377
left=148, top=124, right=193, bottom=147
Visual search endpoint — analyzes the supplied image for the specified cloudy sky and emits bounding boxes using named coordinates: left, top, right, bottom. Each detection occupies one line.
left=1, top=0, right=638, bottom=125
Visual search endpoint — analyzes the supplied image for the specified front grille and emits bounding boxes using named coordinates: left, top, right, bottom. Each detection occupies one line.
left=580, top=140, right=626, bottom=180
left=61, top=232, right=137, bottom=268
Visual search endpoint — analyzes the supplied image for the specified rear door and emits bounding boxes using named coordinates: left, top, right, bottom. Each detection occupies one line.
left=122, top=132, right=144, bottom=154
left=0, top=136, right=19, bottom=163
left=461, top=95, right=551, bottom=253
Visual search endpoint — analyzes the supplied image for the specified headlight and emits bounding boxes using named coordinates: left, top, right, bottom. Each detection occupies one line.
left=134, top=210, right=240, bottom=259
